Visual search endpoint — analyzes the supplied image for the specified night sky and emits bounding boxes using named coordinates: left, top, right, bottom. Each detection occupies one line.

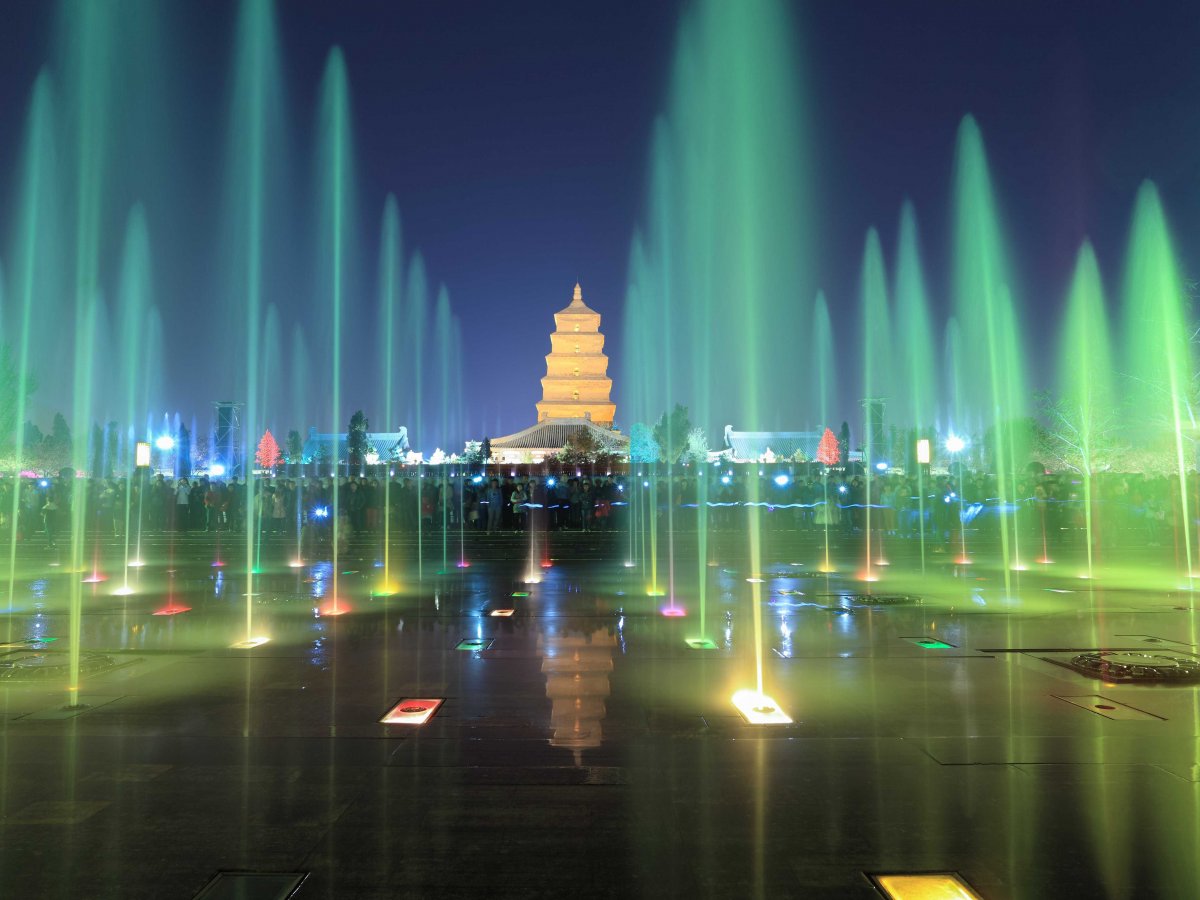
left=1, top=1, right=1199, bottom=445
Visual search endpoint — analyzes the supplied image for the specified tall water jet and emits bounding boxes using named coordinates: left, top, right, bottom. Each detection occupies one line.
left=1053, top=242, right=1113, bottom=578
left=60, top=0, right=114, bottom=703
left=5, top=70, right=59, bottom=616
left=893, top=202, right=935, bottom=570
left=405, top=253, right=428, bottom=580
left=115, top=207, right=153, bottom=590
left=626, top=0, right=812, bottom=706
left=811, top=293, right=835, bottom=572
left=223, top=0, right=287, bottom=637
left=952, top=114, right=1026, bottom=575
left=859, top=228, right=891, bottom=580
left=377, top=195, right=402, bottom=593
left=315, top=46, right=358, bottom=612
left=434, top=284, right=455, bottom=572
left=943, top=317, right=971, bottom=563
left=1121, top=182, right=1194, bottom=581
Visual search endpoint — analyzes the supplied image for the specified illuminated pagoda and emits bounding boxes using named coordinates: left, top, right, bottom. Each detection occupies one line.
left=491, top=283, right=628, bottom=463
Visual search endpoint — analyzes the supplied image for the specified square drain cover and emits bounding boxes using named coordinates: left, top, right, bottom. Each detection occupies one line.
left=193, top=871, right=307, bottom=900
left=456, top=638, right=493, bottom=651
left=903, top=637, right=956, bottom=649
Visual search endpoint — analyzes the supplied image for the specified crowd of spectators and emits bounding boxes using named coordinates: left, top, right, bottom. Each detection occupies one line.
left=0, top=467, right=1189, bottom=549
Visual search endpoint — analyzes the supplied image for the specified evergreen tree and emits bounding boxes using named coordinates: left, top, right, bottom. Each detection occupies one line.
left=838, top=421, right=850, bottom=465
left=480, top=436, right=492, bottom=463
left=816, top=427, right=839, bottom=467
left=347, top=410, right=369, bottom=468
left=653, top=404, right=692, bottom=464
left=256, top=429, right=283, bottom=471
left=286, top=429, right=304, bottom=464
left=629, top=423, right=661, bottom=463
left=41, top=412, right=72, bottom=472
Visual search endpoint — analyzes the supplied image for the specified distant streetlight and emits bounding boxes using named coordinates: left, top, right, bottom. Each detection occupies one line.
left=916, top=438, right=931, bottom=465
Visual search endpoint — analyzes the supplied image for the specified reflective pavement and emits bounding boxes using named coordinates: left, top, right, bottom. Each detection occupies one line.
left=1, top=529, right=1198, bottom=898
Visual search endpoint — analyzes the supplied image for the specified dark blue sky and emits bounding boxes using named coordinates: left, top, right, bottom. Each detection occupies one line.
left=1, top=1, right=1199, bottom=441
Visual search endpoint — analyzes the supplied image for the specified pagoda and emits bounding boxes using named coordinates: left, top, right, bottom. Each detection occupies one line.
left=490, top=283, right=627, bottom=463
left=536, top=283, right=616, bottom=425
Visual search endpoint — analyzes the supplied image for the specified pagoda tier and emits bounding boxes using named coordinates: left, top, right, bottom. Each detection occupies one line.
left=535, top=284, right=616, bottom=425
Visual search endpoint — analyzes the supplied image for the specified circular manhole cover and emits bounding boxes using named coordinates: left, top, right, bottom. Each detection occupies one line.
left=1069, top=651, right=1200, bottom=683
left=835, top=593, right=921, bottom=606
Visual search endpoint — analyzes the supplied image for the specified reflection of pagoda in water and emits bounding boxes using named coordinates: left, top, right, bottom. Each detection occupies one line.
left=539, top=625, right=617, bottom=764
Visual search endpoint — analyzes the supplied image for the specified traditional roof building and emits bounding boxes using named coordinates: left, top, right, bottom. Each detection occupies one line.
left=723, top=425, right=821, bottom=462
left=302, top=426, right=409, bottom=464
left=492, top=284, right=628, bottom=464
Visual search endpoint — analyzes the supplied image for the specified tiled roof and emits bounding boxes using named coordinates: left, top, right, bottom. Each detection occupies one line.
left=492, top=417, right=629, bottom=451
left=302, top=429, right=410, bottom=460
left=724, top=429, right=821, bottom=460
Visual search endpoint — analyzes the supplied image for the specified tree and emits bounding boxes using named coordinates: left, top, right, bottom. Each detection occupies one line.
left=285, top=429, right=304, bottom=465
left=256, top=429, right=283, bottom=471
left=347, top=410, right=369, bottom=468
left=1035, top=390, right=1124, bottom=477
left=817, top=427, right=839, bottom=467
left=653, top=404, right=692, bottom=464
left=837, top=421, right=850, bottom=465
left=40, top=412, right=73, bottom=473
left=89, top=424, right=104, bottom=477
left=462, top=440, right=483, bottom=465
left=22, top=422, right=44, bottom=450
left=0, top=344, right=36, bottom=453
left=629, top=423, right=661, bottom=463
left=982, top=417, right=1044, bottom=476
left=177, top=423, right=192, bottom=478
left=480, top=436, right=492, bottom=463
left=683, top=427, right=709, bottom=464
left=105, top=421, right=119, bottom=476
left=557, top=428, right=619, bottom=465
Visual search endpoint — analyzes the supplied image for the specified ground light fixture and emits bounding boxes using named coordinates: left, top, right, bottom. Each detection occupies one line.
left=230, top=637, right=270, bottom=649
left=380, top=698, right=443, bottom=725
left=489, top=608, right=514, bottom=617
left=661, top=606, right=686, bottom=617
left=153, top=603, right=191, bottom=616
left=685, top=637, right=718, bottom=650
left=154, top=434, right=175, bottom=451
left=732, top=689, right=792, bottom=725
left=868, top=872, right=983, bottom=900
left=944, top=434, right=966, bottom=454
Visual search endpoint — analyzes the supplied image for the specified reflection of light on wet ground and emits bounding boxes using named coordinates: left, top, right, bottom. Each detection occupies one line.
left=732, top=689, right=791, bottom=725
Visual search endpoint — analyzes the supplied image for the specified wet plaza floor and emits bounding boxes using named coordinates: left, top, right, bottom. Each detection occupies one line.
left=1, top=528, right=1199, bottom=898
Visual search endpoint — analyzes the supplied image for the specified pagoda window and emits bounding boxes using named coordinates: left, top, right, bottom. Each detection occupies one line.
left=574, top=343, right=579, bottom=353
left=573, top=324, right=580, bottom=332
left=573, top=366, right=580, bottom=377
left=572, top=390, right=580, bottom=401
